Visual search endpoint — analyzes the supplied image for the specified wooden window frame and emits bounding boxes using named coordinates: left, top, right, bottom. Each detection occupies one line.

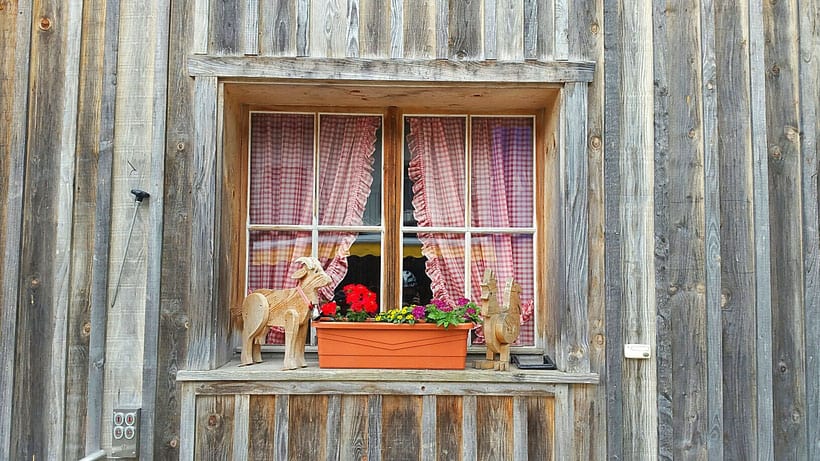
left=186, top=58, right=593, bottom=374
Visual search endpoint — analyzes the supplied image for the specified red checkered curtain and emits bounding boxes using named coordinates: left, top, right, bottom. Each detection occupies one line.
left=248, top=113, right=379, bottom=343
left=407, top=117, right=534, bottom=344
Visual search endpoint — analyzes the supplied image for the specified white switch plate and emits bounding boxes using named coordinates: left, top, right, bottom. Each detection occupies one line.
left=624, top=344, right=651, bottom=359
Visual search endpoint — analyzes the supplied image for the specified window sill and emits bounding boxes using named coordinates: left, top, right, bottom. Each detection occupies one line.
left=176, top=353, right=599, bottom=394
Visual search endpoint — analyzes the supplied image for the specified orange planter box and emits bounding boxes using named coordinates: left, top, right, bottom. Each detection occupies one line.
left=313, top=322, right=474, bottom=369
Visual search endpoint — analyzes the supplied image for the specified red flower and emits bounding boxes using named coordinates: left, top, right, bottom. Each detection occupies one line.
left=320, top=301, right=338, bottom=317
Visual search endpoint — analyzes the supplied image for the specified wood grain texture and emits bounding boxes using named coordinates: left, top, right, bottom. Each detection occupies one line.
left=324, top=395, right=341, bottom=460
left=763, top=1, right=808, bottom=459
left=496, top=0, right=524, bottom=61
left=243, top=0, right=259, bottom=55
left=523, top=0, right=538, bottom=59
left=476, top=396, right=513, bottom=460
left=347, top=0, right=360, bottom=56
left=259, top=0, right=296, bottom=56
left=381, top=395, right=422, bottom=460
left=554, top=0, right=568, bottom=59
left=389, top=0, right=403, bottom=58
left=194, top=395, right=235, bottom=460
left=461, top=395, right=477, bottom=460
left=153, top=0, right=195, bottom=455
left=0, top=1, right=31, bottom=457
left=421, top=395, right=436, bottom=460
left=310, top=0, right=347, bottom=58
left=289, top=395, right=329, bottom=459
left=274, top=394, right=289, bottom=461
left=248, top=395, right=278, bottom=459
left=798, top=0, right=820, bottom=458
left=340, top=395, right=370, bottom=459
left=436, top=0, right=449, bottom=58
left=358, top=0, right=391, bottom=57
left=653, top=0, right=708, bottom=458
left=527, top=396, right=554, bottom=460
left=436, top=395, right=463, bottom=460
left=537, top=0, right=554, bottom=60
left=210, top=0, right=241, bottom=54
left=403, top=0, right=436, bottom=59
left=297, top=0, right=309, bottom=56
left=714, top=2, right=759, bottom=459
left=484, top=0, right=497, bottom=60
left=179, top=384, right=197, bottom=461
left=232, top=394, right=250, bottom=459
left=188, top=56, right=595, bottom=82
left=449, top=0, right=483, bottom=60
left=192, top=0, right=210, bottom=53
left=748, top=0, right=776, bottom=457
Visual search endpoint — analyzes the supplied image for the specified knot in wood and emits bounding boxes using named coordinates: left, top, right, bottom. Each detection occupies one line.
left=688, top=129, right=697, bottom=139
left=769, top=145, right=782, bottom=160
left=169, top=437, right=179, bottom=448
left=771, top=64, right=780, bottom=76
left=39, top=17, right=52, bottom=31
left=82, top=322, right=92, bottom=337
left=589, top=135, right=602, bottom=150
left=30, top=278, right=40, bottom=288
left=590, top=22, right=600, bottom=35
left=207, top=414, right=221, bottom=428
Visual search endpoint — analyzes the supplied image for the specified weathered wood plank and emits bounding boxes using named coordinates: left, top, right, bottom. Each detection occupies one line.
left=274, top=394, right=289, bottom=461
left=714, top=2, right=759, bottom=459
left=381, top=395, right=421, bottom=460
left=232, top=394, right=250, bottom=459
left=188, top=56, right=596, bottom=82
left=310, top=0, right=347, bottom=58
left=153, top=0, right=195, bottom=455
left=552, top=385, right=572, bottom=460
left=554, top=0, right=568, bottom=59
left=798, top=0, right=820, bottom=458
left=324, top=395, right=341, bottom=460
left=347, top=0, right=359, bottom=56
left=523, top=0, right=538, bottom=59
left=748, top=0, right=776, bottom=457
left=763, top=0, right=808, bottom=458
left=699, top=0, right=725, bottom=458
left=436, top=0, right=449, bottom=58
left=560, top=82, right=590, bottom=374
left=449, top=0, right=482, bottom=60
left=358, top=0, right=391, bottom=57
left=421, top=395, right=436, bottom=460
left=484, top=0, right=497, bottom=59
left=194, top=395, right=235, bottom=460
left=0, top=2, right=31, bottom=457
left=178, top=384, right=197, bottom=461
left=339, top=395, right=369, bottom=459
left=513, top=397, right=527, bottom=460
left=192, top=0, right=209, bottom=53
left=248, top=395, right=278, bottom=459
left=569, top=0, right=606, bottom=459
left=403, top=0, right=436, bottom=59
left=259, top=0, right=296, bottom=56
left=536, top=0, right=554, bottom=60
left=210, top=0, right=241, bottom=54
left=617, top=0, right=657, bottom=459
left=243, top=0, right=259, bottom=55
left=289, top=395, right=329, bottom=459
left=296, top=0, right=309, bottom=56
left=527, top=396, right=554, bottom=460
left=140, top=0, right=171, bottom=457
left=496, top=0, right=523, bottom=61
left=476, top=396, right=513, bottom=459
left=367, top=395, right=382, bottom=460
left=654, top=0, right=709, bottom=459
left=436, top=395, right=463, bottom=460
left=461, top=395, right=476, bottom=460
left=188, top=76, right=220, bottom=370
left=390, top=0, right=402, bottom=58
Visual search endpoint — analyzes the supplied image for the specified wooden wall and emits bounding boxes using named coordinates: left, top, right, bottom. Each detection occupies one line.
left=1, top=0, right=818, bottom=460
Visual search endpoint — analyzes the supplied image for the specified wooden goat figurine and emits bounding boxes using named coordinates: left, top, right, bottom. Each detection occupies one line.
left=475, top=269, right=521, bottom=371
left=236, top=257, right=331, bottom=369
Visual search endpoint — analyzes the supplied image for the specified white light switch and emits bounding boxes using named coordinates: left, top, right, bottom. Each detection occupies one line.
left=624, top=344, right=651, bottom=359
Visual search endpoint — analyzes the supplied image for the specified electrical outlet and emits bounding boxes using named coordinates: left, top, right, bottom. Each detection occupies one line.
left=111, top=408, right=140, bottom=458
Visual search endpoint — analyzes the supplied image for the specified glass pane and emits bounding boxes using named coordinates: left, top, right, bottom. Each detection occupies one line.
left=401, top=233, right=432, bottom=306
left=318, top=115, right=383, bottom=226
left=247, top=230, right=312, bottom=292
left=471, top=233, right=534, bottom=346
left=332, top=232, right=382, bottom=314
left=249, top=113, right=315, bottom=225
left=404, top=116, right=467, bottom=227
left=470, top=117, right=534, bottom=228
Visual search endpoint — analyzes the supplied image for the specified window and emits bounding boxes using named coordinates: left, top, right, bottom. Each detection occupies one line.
left=245, top=108, right=543, bottom=347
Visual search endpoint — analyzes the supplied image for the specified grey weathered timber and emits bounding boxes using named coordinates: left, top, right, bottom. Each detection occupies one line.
left=324, top=394, right=341, bottom=459
left=618, top=1, right=657, bottom=459
left=484, top=0, right=497, bottom=60
left=358, top=0, right=390, bottom=57
left=512, top=396, right=528, bottom=460
left=178, top=384, right=196, bottom=461
left=0, top=0, right=32, bottom=458
left=310, top=0, right=347, bottom=58
left=210, top=0, right=241, bottom=55
left=232, top=394, right=250, bottom=460
left=248, top=396, right=278, bottom=458
left=347, top=0, right=359, bottom=56
left=537, top=0, right=555, bottom=60
left=243, top=0, right=259, bottom=55
left=748, top=0, right=776, bottom=458
left=274, top=394, right=289, bottom=461
left=496, top=0, right=524, bottom=61
left=560, top=82, right=590, bottom=374
left=139, top=0, right=170, bottom=457
left=523, top=0, right=538, bottom=59
left=297, top=0, right=309, bottom=56
left=192, top=0, right=209, bottom=53
left=699, top=0, right=725, bottom=458
left=449, top=0, right=482, bottom=60
left=715, top=2, right=759, bottom=458
left=421, top=395, right=436, bottom=459
left=602, top=0, right=625, bottom=457
left=187, top=56, right=595, bottom=82
left=194, top=395, right=235, bottom=459
left=799, top=0, right=820, bottom=458
left=436, top=0, right=449, bottom=58
left=655, top=1, right=709, bottom=459
left=367, top=395, right=382, bottom=460
left=389, top=0, right=402, bottom=58
left=188, top=76, right=220, bottom=370
left=403, top=0, right=436, bottom=59
left=763, top=0, right=808, bottom=458
left=554, top=0, right=569, bottom=60
left=259, top=0, right=296, bottom=56
left=340, top=395, right=369, bottom=459
left=461, top=395, right=477, bottom=460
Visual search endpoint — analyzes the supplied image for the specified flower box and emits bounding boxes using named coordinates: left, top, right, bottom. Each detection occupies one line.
left=313, top=321, right=474, bottom=370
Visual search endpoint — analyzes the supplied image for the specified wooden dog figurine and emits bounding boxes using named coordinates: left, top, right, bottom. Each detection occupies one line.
left=235, top=257, right=331, bottom=369
left=475, top=269, right=521, bottom=371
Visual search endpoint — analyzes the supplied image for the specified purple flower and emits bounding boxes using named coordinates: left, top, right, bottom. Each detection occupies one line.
left=431, top=298, right=449, bottom=311
left=466, top=307, right=476, bottom=315
left=411, top=305, right=426, bottom=320
left=456, top=297, right=470, bottom=307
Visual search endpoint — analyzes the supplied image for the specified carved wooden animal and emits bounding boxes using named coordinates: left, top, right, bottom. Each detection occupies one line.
left=235, top=257, right=331, bottom=369
left=475, top=270, right=521, bottom=371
